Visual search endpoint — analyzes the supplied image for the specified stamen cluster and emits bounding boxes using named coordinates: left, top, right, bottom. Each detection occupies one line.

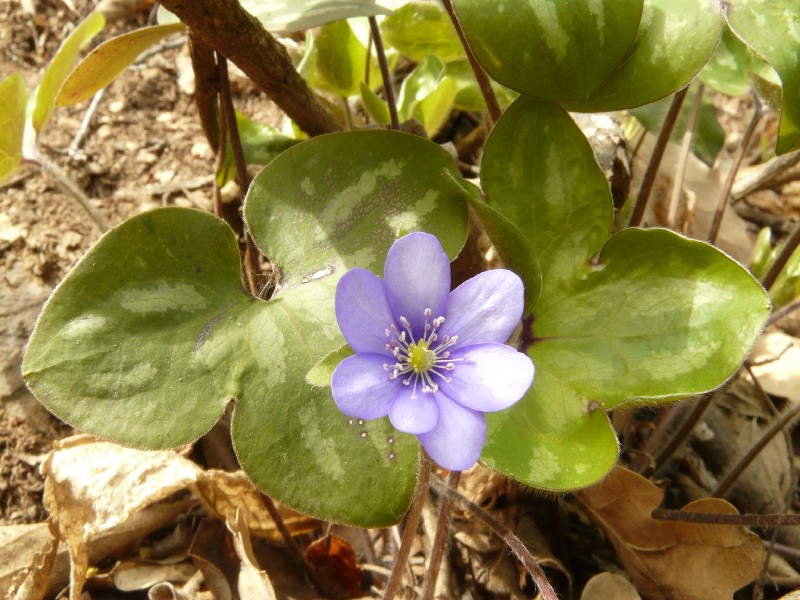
left=383, top=309, right=459, bottom=398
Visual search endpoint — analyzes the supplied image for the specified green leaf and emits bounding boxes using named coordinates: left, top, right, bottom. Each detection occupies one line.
left=700, top=25, right=761, bottom=97
left=563, top=0, right=722, bottom=111
left=749, top=226, right=773, bottom=281
left=381, top=2, right=464, bottom=63
left=726, top=0, right=800, bottom=154
left=158, top=1, right=391, bottom=32
left=397, top=55, right=456, bottom=135
left=360, top=81, right=392, bottom=125
left=56, top=23, right=186, bottom=107
left=481, top=96, right=613, bottom=305
left=217, top=111, right=300, bottom=186
left=534, top=228, right=771, bottom=406
left=630, top=83, right=725, bottom=167
left=23, top=131, right=469, bottom=526
left=478, top=98, right=770, bottom=491
left=444, top=172, right=541, bottom=315
left=483, top=370, right=619, bottom=491
left=307, top=344, right=354, bottom=387
left=444, top=60, right=517, bottom=112
left=453, top=0, right=643, bottom=102
left=314, top=19, right=381, bottom=97
left=32, top=10, right=105, bottom=134
left=0, top=73, right=27, bottom=183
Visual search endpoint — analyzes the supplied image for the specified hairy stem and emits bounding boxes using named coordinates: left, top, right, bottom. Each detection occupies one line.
left=708, top=97, right=762, bottom=245
left=368, top=16, right=399, bottom=130
left=384, top=452, right=431, bottom=600
left=668, top=83, right=703, bottom=230
left=629, top=86, right=689, bottom=227
left=421, top=471, right=461, bottom=599
left=430, top=477, right=559, bottom=600
left=439, top=0, right=501, bottom=123
left=159, top=0, right=341, bottom=136
left=37, top=152, right=109, bottom=232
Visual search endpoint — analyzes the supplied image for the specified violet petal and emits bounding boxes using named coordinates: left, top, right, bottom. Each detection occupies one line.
left=335, top=268, right=395, bottom=354
left=331, top=353, right=399, bottom=419
left=418, top=393, right=486, bottom=471
left=439, top=343, right=534, bottom=412
left=438, top=270, right=524, bottom=346
left=383, top=232, right=450, bottom=336
left=389, top=386, right=439, bottom=434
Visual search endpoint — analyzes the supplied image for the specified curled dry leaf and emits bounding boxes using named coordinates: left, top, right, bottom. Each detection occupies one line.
left=575, top=466, right=765, bottom=600
left=227, top=510, right=277, bottom=600
left=304, top=534, right=362, bottom=599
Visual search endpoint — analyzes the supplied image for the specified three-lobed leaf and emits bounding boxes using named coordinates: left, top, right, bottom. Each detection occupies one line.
left=24, top=131, right=469, bottom=526
left=476, top=96, right=770, bottom=490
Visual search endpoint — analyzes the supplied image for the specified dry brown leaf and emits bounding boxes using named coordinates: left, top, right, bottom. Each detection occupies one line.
left=42, top=435, right=202, bottom=600
left=192, top=469, right=318, bottom=541
left=750, top=331, right=800, bottom=401
left=580, top=572, right=642, bottom=600
left=304, top=534, right=362, bottom=599
left=227, top=510, right=277, bottom=600
left=576, top=466, right=765, bottom=600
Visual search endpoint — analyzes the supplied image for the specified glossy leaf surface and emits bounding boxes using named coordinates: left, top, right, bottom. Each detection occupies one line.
left=57, top=23, right=186, bottom=106
left=478, top=97, right=770, bottom=490
left=314, top=20, right=382, bottom=97
left=381, top=2, right=464, bottom=63
left=0, top=73, right=27, bottom=183
left=726, top=0, right=800, bottom=154
left=453, top=0, right=642, bottom=102
left=23, top=131, right=468, bottom=526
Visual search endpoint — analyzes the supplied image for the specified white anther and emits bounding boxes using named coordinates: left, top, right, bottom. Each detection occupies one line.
left=424, top=308, right=432, bottom=317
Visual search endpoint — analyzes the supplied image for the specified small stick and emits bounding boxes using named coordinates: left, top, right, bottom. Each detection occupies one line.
left=652, top=508, right=800, bottom=528
left=384, top=452, right=431, bottom=600
left=629, top=87, right=689, bottom=228
left=67, top=87, right=106, bottom=160
left=37, top=152, right=109, bottom=232
left=767, top=297, right=800, bottom=327
left=668, top=83, right=703, bottom=230
left=430, top=477, right=559, bottom=600
left=439, top=0, right=501, bottom=123
left=708, top=97, right=762, bottom=245
left=421, top=470, right=461, bottom=599
left=368, top=16, right=399, bottom=131
left=712, top=400, right=800, bottom=499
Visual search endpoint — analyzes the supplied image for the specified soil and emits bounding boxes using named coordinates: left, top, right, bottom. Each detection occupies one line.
left=0, top=0, right=283, bottom=526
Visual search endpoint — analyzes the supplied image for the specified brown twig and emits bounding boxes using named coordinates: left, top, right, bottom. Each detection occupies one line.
left=439, top=0, right=501, bottom=123
left=629, top=87, right=689, bottom=227
left=652, top=508, right=800, bottom=528
left=159, top=0, right=341, bottom=136
left=712, top=400, right=800, bottom=499
left=384, top=452, right=431, bottom=600
left=767, top=297, right=800, bottom=327
left=421, top=471, right=461, bottom=600
left=668, top=83, right=703, bottom=230
left=708, top=97, right=762, bottom=245
left=430, top=477, right=559, bottom=600
left=368, top=16, right=399, bottom=131
left=37, top=152, right=109, bottom=232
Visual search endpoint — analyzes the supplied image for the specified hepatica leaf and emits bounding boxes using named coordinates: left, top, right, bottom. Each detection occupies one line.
left=726, top=0, right=800, bottom=154
left=478, top=97, right=770, bottom=491
left=0, top=73, right=27, bottom=184
left=23, top=130, right=469, bottom=526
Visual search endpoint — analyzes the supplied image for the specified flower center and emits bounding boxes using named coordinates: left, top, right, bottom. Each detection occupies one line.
left=407, top=341, right=436, bottom=373
left=383, top=308, right=461, bottom=398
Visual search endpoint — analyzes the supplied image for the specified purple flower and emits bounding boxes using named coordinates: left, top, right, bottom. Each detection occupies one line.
left=331, top=232, right=534, bottom=471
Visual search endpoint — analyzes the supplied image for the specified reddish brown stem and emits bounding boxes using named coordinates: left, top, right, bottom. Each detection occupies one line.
left=368, top=16, right=399, bottom=130
left=159, top=0, right=341, bottom=136
left=421, top=471, right=461, bottom=600
left=762, top=223, right=800, bottom=292
left=629, top=87, right=689, bottom=227
left=439, top=0, right=501, bottom=123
